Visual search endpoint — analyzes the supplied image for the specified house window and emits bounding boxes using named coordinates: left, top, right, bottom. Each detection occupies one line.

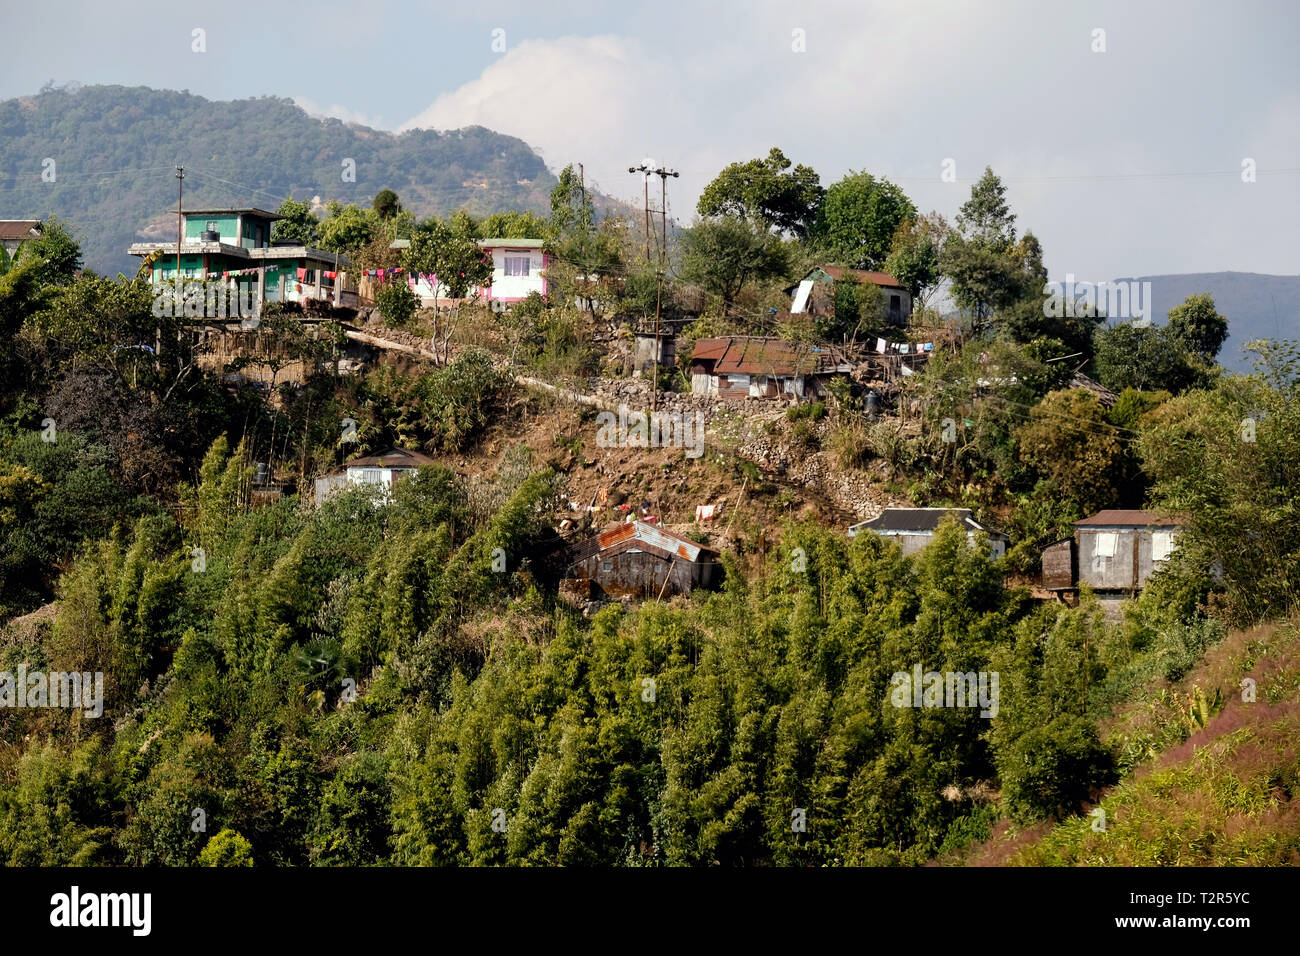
left=1094, top=532, right=1118, bottom=558
left=1152, top=531, right=1177, bottom=562
left=890, top=294, right=901, bottom=312
left=504, top=256, right=530, bottom=277
left=360, top=468, right=383, bottom=484
left=600, top=561, right=613, bottom=571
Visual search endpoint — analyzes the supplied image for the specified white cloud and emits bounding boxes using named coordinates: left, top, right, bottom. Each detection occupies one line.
left=292, top=95, right=389, bottom=131
left=400, top=35, right=691, bottom=204
left=397, top=0, right=1300, bottom=280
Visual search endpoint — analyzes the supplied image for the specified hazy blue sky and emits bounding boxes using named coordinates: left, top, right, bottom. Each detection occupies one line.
left=1, top=0, right=1297, bottom=283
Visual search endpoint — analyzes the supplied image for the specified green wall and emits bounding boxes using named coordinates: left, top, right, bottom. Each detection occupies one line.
left=184, top=214, right=238, bottom=242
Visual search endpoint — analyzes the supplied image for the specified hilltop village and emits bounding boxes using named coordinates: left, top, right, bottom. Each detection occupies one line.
left=0, top=152, right=1295, bottom=869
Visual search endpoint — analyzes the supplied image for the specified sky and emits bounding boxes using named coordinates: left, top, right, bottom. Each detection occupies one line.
left=0, top=0, right=1297, bottom=284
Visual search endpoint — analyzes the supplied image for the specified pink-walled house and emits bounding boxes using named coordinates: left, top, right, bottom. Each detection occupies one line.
left=389, top=237, right=549, bottom=308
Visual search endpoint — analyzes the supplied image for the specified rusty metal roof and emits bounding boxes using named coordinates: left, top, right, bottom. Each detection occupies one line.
left=570, top=520, right=717, bottom=565
left=0, top=220, right=41, bottom=240
left=1075, top=509, right=1180, bottom=527
left=690, top=336, right=852, bottom=376
left=814, top=265, right=904, bottom=288
left=691, top=337, right=731, bottom=362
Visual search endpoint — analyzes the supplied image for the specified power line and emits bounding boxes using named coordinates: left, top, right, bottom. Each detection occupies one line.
left=887, top=167, right=1300, bottom=185
left=0, top=164, right=179, bottom=187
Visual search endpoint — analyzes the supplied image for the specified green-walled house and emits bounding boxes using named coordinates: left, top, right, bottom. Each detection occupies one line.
left=128, top=207, right=356, bottom=309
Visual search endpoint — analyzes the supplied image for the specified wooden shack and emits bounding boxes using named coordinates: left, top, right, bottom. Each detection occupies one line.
left=1074, top=510, right=1180, bottom=591
left=1040, top=510, right=1182, bottom=614
left=565, top=520, right=720, bottom=599
left=1040, top=538, right=1076, bottom=591
left=689, top=336, right=853, bottom=401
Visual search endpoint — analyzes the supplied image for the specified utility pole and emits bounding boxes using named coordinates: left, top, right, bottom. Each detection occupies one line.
left=628, top=160, right=653, bottom=261
left=647, top=165, right=678, bottom=412
left=174, top=166, right=185, bottom=293
left=652, top=272, right=662, bottom=412
left=650, top=166, right=679, bottom=268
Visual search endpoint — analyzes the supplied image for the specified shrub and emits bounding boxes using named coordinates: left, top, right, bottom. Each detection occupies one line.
left=375, top=280, right=418, bottom=327
left=197, top=828, right=255, bottom=866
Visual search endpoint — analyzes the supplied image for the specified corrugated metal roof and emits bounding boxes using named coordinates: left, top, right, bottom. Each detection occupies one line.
left=0, top=220, right=41, bottom=240
left=1068, top=371, right=1119, bottom=408
left=814, top=265, right=904, bottom=288
left=1075, top=510, right=1180, bottom=528
left=857, top=507, right=974, bottom=531
left=570, top=520, right=716, bottom=565
left=174, top=207, right=283, bottom=220
left=479, top=238, right=545, bottom=249
left=847, top=509, right=1008, bottom=538
left=691, top=338, right=731, bottom=362
left=343, top=447, right=434, bottom=469
left=849, top=507, right=1007, bottom=538
left=690, top=336, right=852, bottom=376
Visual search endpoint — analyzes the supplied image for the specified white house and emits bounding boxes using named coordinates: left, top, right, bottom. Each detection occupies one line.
left=389, top=237, right=549, bottom=307
left=848, top=507, right=1008, bottom=558
left=314, top=447, right=433, bottom=503
left=786, top=265, right=912, bottom=326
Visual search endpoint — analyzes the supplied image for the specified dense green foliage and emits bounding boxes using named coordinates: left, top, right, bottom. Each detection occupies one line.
left=809, top=171, right=916, bottom=271
left=696, top=147, right=823, bottom=239
left=0, top=138, right=1294, bottom=870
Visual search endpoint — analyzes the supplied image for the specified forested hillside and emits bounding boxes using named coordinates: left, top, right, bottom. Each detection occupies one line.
left=0, top=84, right=559, bottom=275
left=1, top=147, right=1297, bottom=867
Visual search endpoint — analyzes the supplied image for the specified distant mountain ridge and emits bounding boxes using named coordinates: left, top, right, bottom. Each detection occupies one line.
left=0, top=84, right=574, bottom=276
left=1111, top=272, right=1300, bottom=373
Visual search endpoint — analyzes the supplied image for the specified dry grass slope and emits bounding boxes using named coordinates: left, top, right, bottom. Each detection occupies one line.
left=967, top=621, right=1300, bottom=865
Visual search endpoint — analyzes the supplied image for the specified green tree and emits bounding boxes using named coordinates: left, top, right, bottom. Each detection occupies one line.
left=270, top=198, right=320, bottom=246
left=404, top=219, right=492, bottom=302
left=480, top=210, right=550, bottom=240
left=956, top=166, right=1016, bottom=251
left=317, top=202, right=374, bottom=256
left=371, top=189, right=402, bottom=221
left=697, top=147, right=823, bottom=238
left=1166, top=293, right=1228, bottom=363
left=810, top=171, right=916, bottom=270
left=884, top=212, right=948, bottom=304
left=403, top=217, right=494, bottom=363
left=549, top=164, right=594, bottom=236
left=940, top=168, right=1046, bottom=335
left=374, top=279, right=418, bottom=327
left=825, top=273, right=885, bottom=343
left=1092, top=323, right=1199, bottom=394
left=1016, top=389, right=1126, bottom=509
left=679, top=215, right=788, bottom=306
left=547, top=220, right=624, bottom=317
left=310, top=751, right=393, bottom=865
left=1136, top=343, right=1300, bottom=622
left=15, top=217, right=82, bottom=287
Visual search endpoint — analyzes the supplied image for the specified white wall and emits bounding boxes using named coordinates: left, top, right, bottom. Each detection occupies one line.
left=485, top=247, right=547, bottom=301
